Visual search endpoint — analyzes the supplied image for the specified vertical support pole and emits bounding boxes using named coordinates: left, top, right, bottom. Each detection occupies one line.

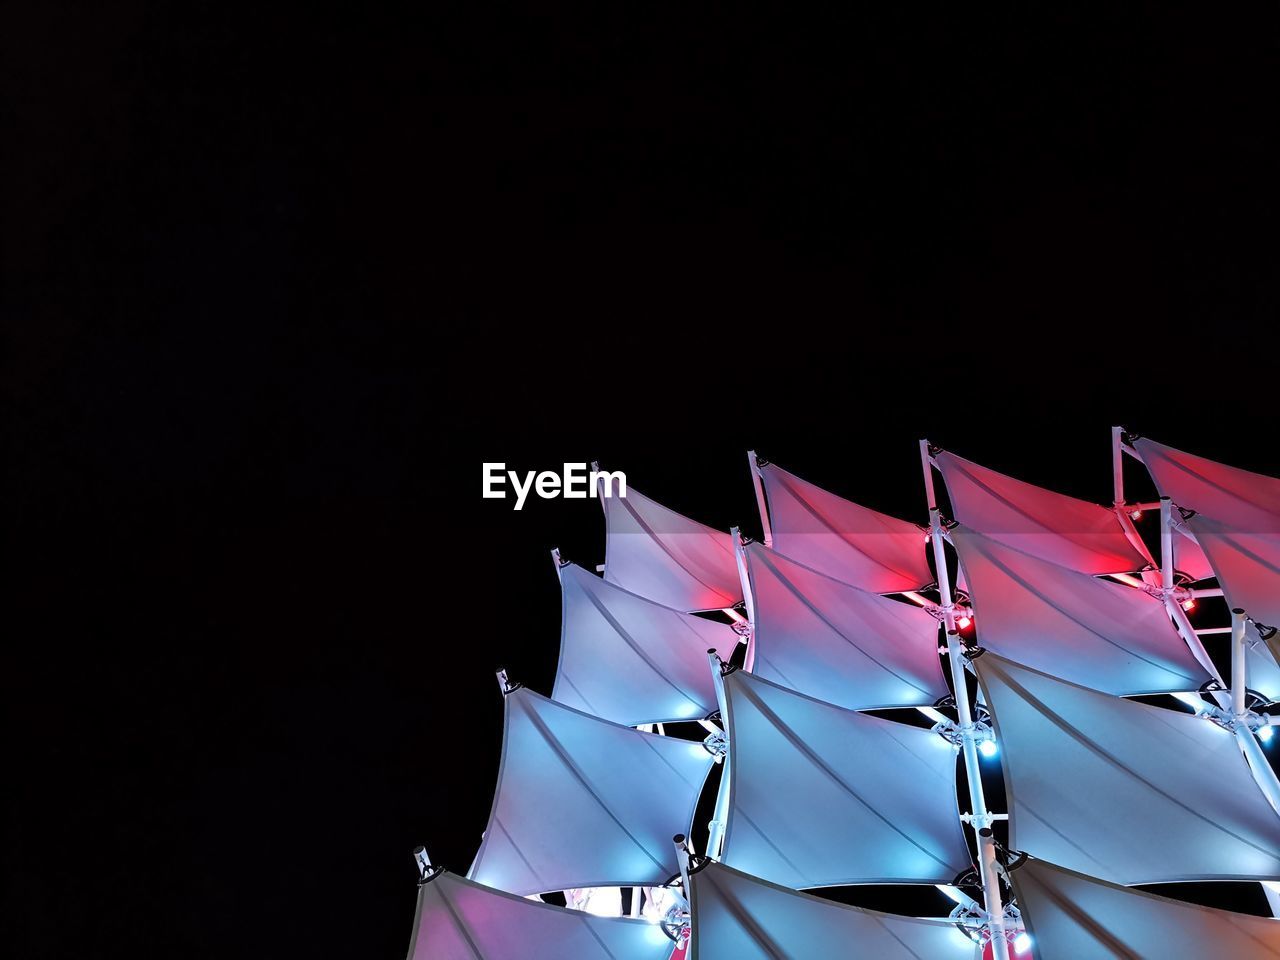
left=672, top=833, right=694, bottom=950
left=705, top=650, right=732, bottom=861
left=945, top=630, right=1009, bottom=960
left=919, top=439, right=939, bottom=512
left=747, top=451, right=774, bottom=547
left=1159, top=497, right=1225, bottom=685
left=731, top=527, right=756, bottom=672
left=630, top=886, right=643, bottom=918
left=413, top=845, right=432, bottom=880
left=1159, top=496, right=1175, bottom=595
left=1111, top=426, right=1125, bottom=508
left=1232, top=607, right=1249, bottom=720
left=929, top=509, right=956, bottom=631
left=673, top=835, right=693, bottom=893
left=1111, top=427, right=1152, bottom=564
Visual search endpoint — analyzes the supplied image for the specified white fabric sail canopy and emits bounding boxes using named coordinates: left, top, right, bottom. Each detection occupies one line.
left=718, top=668, right=970, bottom=888
left=1137, top=438, right=1280, bottom=625
left=934, top=450, right=1150, bottom=575
left=743, top=541, right=949, bottom=710
left=1246, top=621, right=1280, bottom=703
left=976, top=652, right=1280, bottom=884
left=1012, top=857, right=1280, bottom=960
left=408, top=870, right=675, bottom=960
left=952, top=528, right=1210, bottom=695
left=1136, top=437, right=1280, bottom=524
left=687, top=861, right=975, bottom=960
left=754, top=459, right=933, bottom=592
left=1186, top=513, right=1280, bottom=629
left=601, top=480, right=741, bottom=612
left=553, top=560, right=739, bottom=726
left=469, top=687, right=715, bottom=895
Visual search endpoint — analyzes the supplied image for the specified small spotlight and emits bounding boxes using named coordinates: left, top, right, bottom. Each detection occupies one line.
left=1260, top=726, right=1274, bottom=743
left=1129, top=509, right=1143, bottom=521
left=1013, top=932, right=1032, bottom=954
left=1181, top=598, right=1196, bottom=611
left=979, top=739, right=998, bottom=759
left=957, top=616, right=972, bottom=629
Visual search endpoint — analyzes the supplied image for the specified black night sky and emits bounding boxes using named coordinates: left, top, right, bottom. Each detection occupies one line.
left=7, top=4, right=1279, bottom=958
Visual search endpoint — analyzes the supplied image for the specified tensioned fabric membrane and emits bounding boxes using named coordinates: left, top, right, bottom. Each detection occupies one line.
left=717, top=668, right=970, bottom=889
left=1138, top=438, right=1280, bottom=627
left=552, top=560, right=739, bottom=726
left=408, top=870, right=674, bottom=960
left=753, top=459, right=934, bottom=592
left=1012, top=857, right=1280, bottom=959
left=741, top=540, right=949, bottom=711
left=468, top=687, right=715, bottom=896
left=951, top=527, right=1210, bottom=696
left=600, top=481, right=742, bottom=612
left=685, top=860, right=974, bottom=960
left=934, top=450, right=1151, bottom=576
left=976, top=653, right=1280, bottom=885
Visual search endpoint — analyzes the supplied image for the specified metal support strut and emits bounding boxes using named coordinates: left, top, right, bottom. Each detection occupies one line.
left=920, top=473, right=1010, bottom=959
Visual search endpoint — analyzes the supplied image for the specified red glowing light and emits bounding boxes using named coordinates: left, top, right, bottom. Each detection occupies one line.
left=958, top=615, right=973, bottom=629
left=1182, top=598, right=1196, bottom=611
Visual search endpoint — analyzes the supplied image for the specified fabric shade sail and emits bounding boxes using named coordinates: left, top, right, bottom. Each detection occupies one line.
left=718, top=668, right=970, bottom=888
left=1169, top=525, right=1217, bottom=582
left=1246, top=621, right=1280, bottom=703
left=469, top=687, right=714, bottom=896
left=1136, top=438, right=1280, bottom=625
left=934, top=450, right=1150, bottom=576
left=553, top=559, right=739, bottom=726
left=408, top=870, right=675, bottom=960
left=952, top=527, right=1210, bottom=696
left=742, top=541, right=949, bottom=710
left=754, top=459, right=933, bottom=592
left=1135, top=438, right=1280, bottom=525
left=686, top=861, right=975, bottom=960
left=601, top=481, right=741, bottom=613
left=976, top=652, right=1280, bottom=884
left=1011, top=857, right=1280, bottom=960
left=1186, top=513, right=1280, bottom=630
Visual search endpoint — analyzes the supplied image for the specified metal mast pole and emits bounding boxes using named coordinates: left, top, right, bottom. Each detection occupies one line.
left=747, top=451, right=774, bottom=547
left=920, top=440, right=1009, bottom=960
left=1159, top=496, right=1225, bottom=683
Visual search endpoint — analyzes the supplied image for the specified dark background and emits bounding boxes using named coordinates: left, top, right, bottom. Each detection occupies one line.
left=6, top=4, right=1279, bottom=958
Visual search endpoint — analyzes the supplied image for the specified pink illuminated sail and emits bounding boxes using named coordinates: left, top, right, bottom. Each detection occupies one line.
left=952, top=528, right=1209, bottom=695
left=977, top=653, right=1280, bottom=885
left=753, top=459, right=932, bottom=592
left=553, top=560, right=738, bottom=726
left=687, top=861, right=974, bottom=960
left=1012, top=857, right=1280, bottom=959
left=1137, top=439, right=1280, bottom=627
left=408, top=870, right=674, bottom=960
left=468, top=687, right=714, bottom=895
left=935, top=450, right=1150, bottom=575
left=601, top=482, right=741, bottom=612
left=742, top=541, right=949, bottom=710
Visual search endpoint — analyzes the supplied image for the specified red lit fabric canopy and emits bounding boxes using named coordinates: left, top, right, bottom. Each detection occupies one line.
left=935, top=450, right=1151, bottom=576
left=742, top=541, right=949, bottom=710
left=601, top=482, right=741, bottom=612
left=952, top=528, right=1209, bottom=696
left=1012, top=857, right=1280, bottom=960
left=1137, top=439, right=1280, bottom=628
left=753, top=459, right=933, bottom=592
left=553, top=560, right=738, bottom=726
left=408, top=870, right=674, bottom=960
